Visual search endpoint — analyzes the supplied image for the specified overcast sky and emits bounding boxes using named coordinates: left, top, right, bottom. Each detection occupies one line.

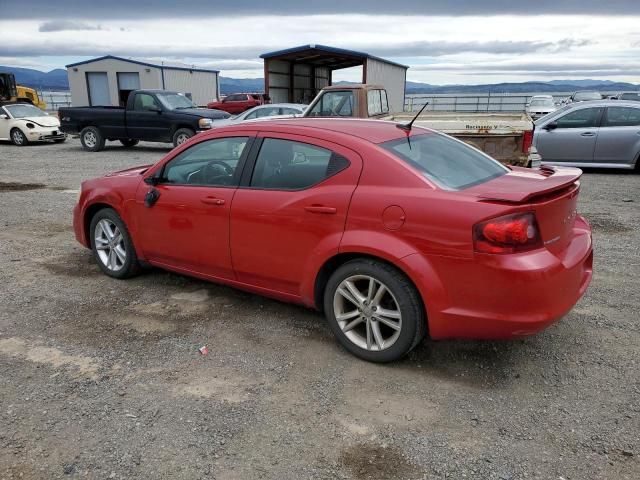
left=1, top=0, right=639, bottom=84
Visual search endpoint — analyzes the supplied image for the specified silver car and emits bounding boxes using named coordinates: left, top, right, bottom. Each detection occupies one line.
left=533, top=100, right=640, bottom=169
left=526, top=95, right=557, bottom=119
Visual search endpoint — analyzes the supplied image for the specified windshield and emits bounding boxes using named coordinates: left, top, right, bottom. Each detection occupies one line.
left=156, top=93, right=195, bottom=110
left=530, top=98, right=554, bottom=107
left=381, top=132, right=508, bottom=190
left=5, top=104, right=48, bottom=118
left=574, top=92, right=601, bottom=101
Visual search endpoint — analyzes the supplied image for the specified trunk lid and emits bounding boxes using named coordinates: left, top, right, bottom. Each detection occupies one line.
left=468, top=165, right=582, bottom=254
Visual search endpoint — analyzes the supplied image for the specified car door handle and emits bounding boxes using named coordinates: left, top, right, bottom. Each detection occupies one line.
left=304, top=205, right=337, bottom=214
left=580, top=132, right=595, bottom=137
left=201, top=197, right=225, bottom=206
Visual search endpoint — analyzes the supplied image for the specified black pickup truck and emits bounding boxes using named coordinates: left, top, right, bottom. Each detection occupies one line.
left=59, top=90, right=230, bottom=151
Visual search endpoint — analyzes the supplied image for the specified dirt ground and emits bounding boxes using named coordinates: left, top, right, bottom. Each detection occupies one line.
left=0, top=137, right=638, bottom=480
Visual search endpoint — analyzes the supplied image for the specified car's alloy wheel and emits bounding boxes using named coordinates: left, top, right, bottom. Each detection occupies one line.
left=11, top=129, right=26, bottom=146
left=324, top=259, right=426, bottom=363
left=89, top=208, right=140, bottom=279
left=94, top=219, right=126, bottom=272
left=333, top=275, right=402, bottom=351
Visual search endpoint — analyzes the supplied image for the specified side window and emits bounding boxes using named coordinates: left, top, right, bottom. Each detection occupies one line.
left=555, top=108, right=603, bottom=129
left=161, top=137, right=249, bottom=186
left=367, top=90, right=382, bottom=116
left=380, top=90, right=389, bottom=113
left=603, top=107, right=640, bottom=127
left=255, top=107, right=280, bottom=118
left=133, top=94, right=160, bottom=111
left=280, top=107, right=300, bottom=115
left=307, top=91, right=354, bottom=117
left=250, top=138, right=349, bottom=190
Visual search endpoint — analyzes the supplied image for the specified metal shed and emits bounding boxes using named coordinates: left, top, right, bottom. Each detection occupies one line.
left=65, top=55, right=219, bottom=107
left=260, top=44, right=408, bottom=112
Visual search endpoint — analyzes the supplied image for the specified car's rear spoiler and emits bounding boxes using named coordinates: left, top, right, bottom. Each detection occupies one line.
left=478, top=166, right=582, bottom=203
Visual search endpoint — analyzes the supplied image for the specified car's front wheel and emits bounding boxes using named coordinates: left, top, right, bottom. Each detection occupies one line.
left=10, top=128, right=28, bottom=146
left=172, top=128, right=194, bottom=147
left=324, top=259, right=426, bottom=363
left=89, top=208, right=140, bottom=279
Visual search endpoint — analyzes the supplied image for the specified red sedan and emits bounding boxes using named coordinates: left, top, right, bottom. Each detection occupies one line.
left=73, top=119, right=593, bottom=362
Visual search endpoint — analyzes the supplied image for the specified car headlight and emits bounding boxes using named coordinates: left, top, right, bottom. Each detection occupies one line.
left=26, top=123, right=35, bottom=129
left=198, top=118, right=213, bottom=129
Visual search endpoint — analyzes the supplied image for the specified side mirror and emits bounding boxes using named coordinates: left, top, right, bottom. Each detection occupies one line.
left=525, top=103, right=530, bottom=108
left=544, top=122, right=558, bottom=131
left=144, top=174, right=160, bottom=185
left=0, top=114, right=8, bottom=120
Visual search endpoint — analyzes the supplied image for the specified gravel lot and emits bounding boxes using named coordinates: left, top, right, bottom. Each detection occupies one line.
left=0, top=137, right=638, bottom=480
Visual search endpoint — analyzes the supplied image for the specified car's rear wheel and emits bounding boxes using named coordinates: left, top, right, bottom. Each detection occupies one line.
left=324, top=259, right=426, bottom=363
left=89, top=208, right=140, bottom=279
left=172, top=128, right=194, bottom=147
left=119, top=138, right=139, bottom=148
left=10, top=128, right=28, bottom=146
left=80, top=126, right=105, bottom=152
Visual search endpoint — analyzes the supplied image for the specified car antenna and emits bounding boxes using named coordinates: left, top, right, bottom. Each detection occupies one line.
left=396, top=102, right=429, bottom=132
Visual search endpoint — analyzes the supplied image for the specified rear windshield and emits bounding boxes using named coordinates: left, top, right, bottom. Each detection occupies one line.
left=574, top=92, right=602, bottom=101
left=380, top=132, right=508, bottom=190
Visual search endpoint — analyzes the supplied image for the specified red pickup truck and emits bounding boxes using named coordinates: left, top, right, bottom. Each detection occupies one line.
left=207, top=93, right=270, bottom=114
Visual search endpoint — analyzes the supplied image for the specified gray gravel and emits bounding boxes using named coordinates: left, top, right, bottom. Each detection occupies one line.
left=1, top=137, right=639, bottom=479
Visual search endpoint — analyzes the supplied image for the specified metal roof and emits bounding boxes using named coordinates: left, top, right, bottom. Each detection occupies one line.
left=260, top=44, right=409, bottom=70
left=65, top=55, right=220, bottom=73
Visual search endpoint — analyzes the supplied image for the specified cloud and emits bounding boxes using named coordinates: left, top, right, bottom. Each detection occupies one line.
left=38, top=20, right=104, bottom=32
left=0, top=37, right=592, bottom=61
left=367, top=39, right=591, bottom=57
left=4, top=0, right=640, bottom=19
left=413, top=60, right=640, bottom=76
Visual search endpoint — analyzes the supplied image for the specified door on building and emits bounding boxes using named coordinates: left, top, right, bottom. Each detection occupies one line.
left=86, top=72, right=110, bottom=106
left=117, top=72, right=141, bottom=106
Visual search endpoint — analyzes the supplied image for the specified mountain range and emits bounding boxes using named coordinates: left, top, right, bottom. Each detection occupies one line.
left=1, top=65, right=638, bottom=94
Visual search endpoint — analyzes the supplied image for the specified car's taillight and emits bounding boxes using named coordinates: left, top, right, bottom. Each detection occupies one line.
left=522, top=129, right=533, bottom=153
left=473, top=212, right=542, bottom=254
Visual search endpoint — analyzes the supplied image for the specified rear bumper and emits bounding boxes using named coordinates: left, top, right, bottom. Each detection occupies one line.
left=415, top=215, right=593, bottom=340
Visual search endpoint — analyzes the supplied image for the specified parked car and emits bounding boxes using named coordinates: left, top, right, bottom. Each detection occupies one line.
left=615, top=92, right=640, bottom=102
left=567, top=91, right=602, bottom=103
left=207, top=93, right=270, bottom=114
left=0, top=103, right=66, bottom=146
left=212, top=103, right=307, bottom=127
left=59, top=89, right=230, bottom=152
left=526, top=95, right=557, bottom=119
left=73, top=119, right=593, bottom=363
left=533, top=100, right=640, bottom=169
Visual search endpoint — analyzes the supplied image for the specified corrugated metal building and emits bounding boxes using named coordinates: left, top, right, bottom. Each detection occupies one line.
left=260, top=44, right=408, bottom=112
left=65, top=55, right=219, bottom=107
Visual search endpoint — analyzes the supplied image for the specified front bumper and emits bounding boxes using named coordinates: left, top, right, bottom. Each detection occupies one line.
left=414, top=215, right=593, bottom=340
left=26, top=127, right=67, bottom=141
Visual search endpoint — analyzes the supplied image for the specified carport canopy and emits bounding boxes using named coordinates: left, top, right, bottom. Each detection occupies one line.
left=260, top=44, right=408, bottom=105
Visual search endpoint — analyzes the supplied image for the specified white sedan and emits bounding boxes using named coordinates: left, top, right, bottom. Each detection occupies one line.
left=0, top=103, right=67, bottom=146
left=212, top=103, right=307, bottom=128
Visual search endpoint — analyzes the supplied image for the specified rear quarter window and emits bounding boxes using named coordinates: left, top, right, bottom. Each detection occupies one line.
left=381, top=132, right=508, bottom=190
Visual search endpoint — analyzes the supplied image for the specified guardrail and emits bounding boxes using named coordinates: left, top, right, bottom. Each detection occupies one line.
left=404, top=93, right=570, bottom=113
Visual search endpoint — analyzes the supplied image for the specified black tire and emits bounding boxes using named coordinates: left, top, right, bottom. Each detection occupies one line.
left=119, top=138, right=139, bottom=148
left=80, top=126, right=105, bottom=152
left=172, top=128, right=195, bottom=148
left=89, top=208, right=141, bottom=279
left=10, top=128, right=28, bottom=146
left=323, top=259, right=427, bottom=363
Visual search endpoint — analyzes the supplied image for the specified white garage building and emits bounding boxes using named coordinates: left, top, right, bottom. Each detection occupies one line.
left=65, top=55, right=220, bottom=107
left=260, top=44, right=408, bottom=113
